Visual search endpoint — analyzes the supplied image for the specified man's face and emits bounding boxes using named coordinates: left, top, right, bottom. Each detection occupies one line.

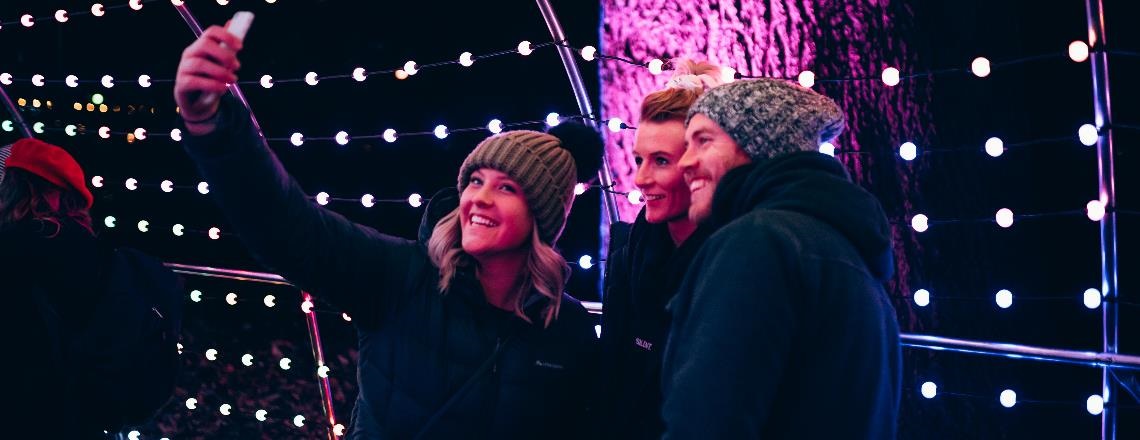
left=679, top=114, right=752, bottom=223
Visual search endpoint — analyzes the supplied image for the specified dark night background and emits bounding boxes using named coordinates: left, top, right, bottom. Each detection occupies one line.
left=1, top=0, right=1137, bottom=438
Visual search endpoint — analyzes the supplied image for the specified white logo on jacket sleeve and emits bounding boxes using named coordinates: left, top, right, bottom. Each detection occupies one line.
left=534, top=360, right=565, bottom=370
left=635, top=338, right=654, bottom=351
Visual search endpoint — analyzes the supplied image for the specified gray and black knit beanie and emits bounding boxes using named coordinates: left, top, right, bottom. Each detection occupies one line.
left=687, top=78, right=846, bottom=161
left=457, top=130, right=579, bottom=244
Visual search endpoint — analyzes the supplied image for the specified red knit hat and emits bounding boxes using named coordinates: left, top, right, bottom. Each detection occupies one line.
left=3, top=138, right=94, bottom=208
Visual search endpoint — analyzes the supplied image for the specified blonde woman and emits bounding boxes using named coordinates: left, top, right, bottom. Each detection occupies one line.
left=174, top=26, right=601, bottom=439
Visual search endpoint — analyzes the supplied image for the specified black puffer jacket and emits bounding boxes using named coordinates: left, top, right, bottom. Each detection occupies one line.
left=598, top=210, right=709, bottom=439
left=660, top=152, right=902, bottom=439
left=182, top=99, right=597, bottom=439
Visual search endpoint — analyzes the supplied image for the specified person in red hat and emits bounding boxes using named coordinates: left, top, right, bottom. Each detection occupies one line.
left=1, top=138, right=182, bottom=438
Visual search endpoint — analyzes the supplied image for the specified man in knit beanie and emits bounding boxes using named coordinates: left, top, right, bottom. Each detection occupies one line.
left=659, top=78, right=902, bottom=440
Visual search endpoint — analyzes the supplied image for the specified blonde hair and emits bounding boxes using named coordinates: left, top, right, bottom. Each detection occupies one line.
left=427, top=208, right=568, bottom=327
left=639, top=59, right=725, bottom=123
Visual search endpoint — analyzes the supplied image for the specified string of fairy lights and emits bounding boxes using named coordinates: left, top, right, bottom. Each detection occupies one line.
left=3, top=2, right=1138, bottom=438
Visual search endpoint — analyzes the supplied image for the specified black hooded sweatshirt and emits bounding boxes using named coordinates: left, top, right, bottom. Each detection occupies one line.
left=660, top=152, right=902, bottom=439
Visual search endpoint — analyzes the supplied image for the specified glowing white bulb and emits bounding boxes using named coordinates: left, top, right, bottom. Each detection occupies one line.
left=209, top=227, right=222, bottom=240
left=334, top=424, right=346, bottom=436
left=403, top=61, right=419, bottom=75
left=595, top=325, right=602, bottom=338
left=921, top=381, right=937, bottom=398
left=607, top=118, right=624, bottom=133
left=487, top=119, right=503, bottom=134
left=627, top=189, right=643, bottom=205
left=185, top=398, right=198, bottom=410
left=995, top=208, right=1014, bottom=228
left=0, top=73, right=12, bottom=85
left=126, top=178, right=139, bottom=191
left=1087, top=395, right=1104, bottom=415
left=459, top=52, right=474, bottom=67
left=720, top=67, right=737, bottom=84
left=55, top=10, right=69, bottom=23
left=305, top=72, right=319, bottom=86
left=137, top=220, right=149, bottom=233
left=1078, top=124, right=1098, bottom=146
left=798, top=70, right=816, bottom=88
left=129, top=0, right=144, bottom=10
left=316, top=192, right=330, bottom=206
left=647, top=58, right=664, bottom=75
left=517, top=41, right=533, bottom=56
left=260, top=75, right=274, bottom=88
left=985, top=137, right=1004, bottom=157
left=1087, top=200, right=1106, bottom=221
left=65, top=75, right=79, bottom=87
left=171, top=0, right=184, bottom=5
left=225, top=292, right=238, bottom=306
left=395, top=70, right=409, bottom=80
left=65, top=125, right=78, bottom=136
left=881, top=67, right=900, bottom=86
left=335, top=131, right=350, bottom=145
left=173, top=224, right=184, bottom=237
left=1, top=121, right=11, bottom=132
left=819, top=142, right=836, bottom=157
left=31, top=74, right=45, bottom=87
left=301, top=300, right=314, bottom=314
left=138, top=74, right=152, bottom=88
left=171, top=128, right=183, bottom=142
left=434, top=125, right=449, bottom=139
left=317, top=365, right=330, bottom=378
left=1084, top=288, right=1102, bottom=309
left=1069, top=41, right=1090, bottom=63
left=134, top=128, right=148, bottom=140
left=408, top=193, right=423, bottom=208
left=361, top=194, right=375, bottom=208
left=219, top=404, right=232, bottom=415
left=198, top=182, right=210, bottom=195
left=101, top=75, right=114, bottom=88
left=206, top=349, right=218, bottom=361
left=104, top=216, right=117, bottom=228
left=293, top=415, right=305, bottom=427
left=581, top=46, right=597, bottom=61
left=342, top=313, right=352, bottom=322
left=999, top=389, right=1017, bottom=408
left=33, top=122, right=45, bottom=134
left=264, top=294, right=276, bottom=308
left=996, top=289, right=1013, bottom=309
left=161, top=180, right=174, bottom=193
left=383, top=129, right=398, bottom=143
left=280, top=358, right=292, bottom=370
left=899, top=142, right=918, bottom=161
left=217, top=0, right=229, bottom=4
left=92, top=3, right=105, bottom=16
left=92, top=176, right=104, bottom=188
left=971, top=57, right=991, bottom=78
left=290, top=132, right=304, bottom=146
left=255, top=409, right=268, bottom=421
left=578, top=255, right=594, bottom=269
left=177, top=343, right=183, bottom=354
left=242, top=354, right=254, bottom=366
left=574, top=183, right=588, bottom=195
left=21, top=14, right=34, bottom=27
left=353, top=67, right=367, bottom=82
left=914, top=289, right=930, bottom=307
left=546, top=112, right=561, bottom=127
left=190, top=290, right=202, bottom=302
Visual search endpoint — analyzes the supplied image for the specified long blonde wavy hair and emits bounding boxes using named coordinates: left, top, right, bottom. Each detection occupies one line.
left=427, top=208, right=569, bottom=327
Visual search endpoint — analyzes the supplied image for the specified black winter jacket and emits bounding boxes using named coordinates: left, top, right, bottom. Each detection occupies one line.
left=598, top=210, right=709, bottom=439
left=660, top=152, right=902, bottom=440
